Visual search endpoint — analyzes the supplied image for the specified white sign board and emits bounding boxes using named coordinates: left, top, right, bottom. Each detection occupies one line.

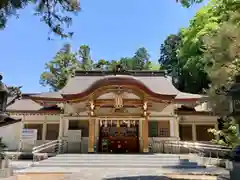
left=21, top=129, right=37, bottom=144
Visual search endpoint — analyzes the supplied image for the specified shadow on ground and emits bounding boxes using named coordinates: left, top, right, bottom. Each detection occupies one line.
left=103, top=176, right=170, bottom=180
left=161, top=158, right=206, bottom=169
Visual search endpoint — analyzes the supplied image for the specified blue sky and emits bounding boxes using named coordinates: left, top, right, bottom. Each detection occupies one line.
left=0, top=0, right=207, bottom=93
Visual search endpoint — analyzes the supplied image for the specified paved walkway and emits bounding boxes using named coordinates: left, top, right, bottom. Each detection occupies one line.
left=2, top=172, right=219, bottom=180
left=9, top=160, right=32, bottom=171
left=4, top=157, right=228, bottom=180
left=10, top=167, right=226, bottom=180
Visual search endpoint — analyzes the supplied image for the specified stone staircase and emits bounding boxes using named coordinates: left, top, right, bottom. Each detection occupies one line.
left=32, top=154, right=206, bottom=169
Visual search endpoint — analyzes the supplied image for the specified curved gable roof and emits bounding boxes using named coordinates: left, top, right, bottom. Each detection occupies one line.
left=29, top=71, right=206, bottom=103
left=61, top=75, right=176, bottom=100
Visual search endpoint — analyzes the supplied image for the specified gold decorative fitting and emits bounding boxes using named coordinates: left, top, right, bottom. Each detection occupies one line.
left=114, top=93, right=123, bottom=109
left=143, top=111, right=147, bottom=117
left=143, top=101, right=148, bottom=111
left=89, top=100, right=95, bottom=116
left=90, top=101, right=95, bottom=110
left=143, top=101, right=148, bottom=117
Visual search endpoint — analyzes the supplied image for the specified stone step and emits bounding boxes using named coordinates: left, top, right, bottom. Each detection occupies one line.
left=37, top=160, right=194, bottom=165
left=42, top=157, right=189, bottom=162
left=56, top=154, right=181, bottom=158
left=49, top=155, right=181, bottom=160
left=33, top=163, right=205, bottom=168
left=46, top=157, right=181, bottom=161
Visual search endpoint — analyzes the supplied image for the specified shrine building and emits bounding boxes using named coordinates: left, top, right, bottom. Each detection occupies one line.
left=7, top=70, right=217, bottom=153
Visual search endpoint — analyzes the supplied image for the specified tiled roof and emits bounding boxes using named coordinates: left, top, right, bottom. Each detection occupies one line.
left=0, top=116, right=21, bottom=127
left=7, top=94, right=62, bottom=112
left=61, top=73, right=206, bottom=101
left=30, top=91, right=62, bottom=99
left=175, top=92, right=207, bottom=101
left=7, top=71, right=207, bottom=111
left=7, top=95, right=43, bottom=111
left=61, top=75, right=179, bottom=95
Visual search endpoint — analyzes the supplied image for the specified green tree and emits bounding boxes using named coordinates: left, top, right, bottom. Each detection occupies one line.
left=208, top=116, right=239, bottom=148
left=159, top=34, right=181, bottom=71
left=159, top=34, right=184, bottom=89
left=78, top=45, right=93, bottom=71
left=119, top=57, right=135, bottom=70
left=92, top=47, right=153, bottom=71
left=173, top=0, right=240, bottom=146
left=176, top=0, right=204, bottom=7
left=93, top=59, right=111, bottom=70
left=132, top=47, right=150, bottom=70
left=40, top=44, right=80, bottom=91
left=149, top=63, right=161, bottom=70
left=170, top=0, right=240, bottom=93
left=0, top=0, right=80, bottom=38
left=204, top=13, right=240, bottom=148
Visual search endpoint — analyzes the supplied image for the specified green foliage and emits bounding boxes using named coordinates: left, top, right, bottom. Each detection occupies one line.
left=159, top=0, right=240, bottom=146
left=159, top=34, right=181, bottom=72
left=203, top=11, right=240, bottom=147
left=159, top=33, right=210, bottom=93
left=40, top=44, right=81, bottom=91
left=0, top=0, right=80, bottom=38
left=149, top=63, right=161, bottom=70
left=0, top=137, right=7, bottom=159
left=203, top=13, right=240, bottom=114
left=78, top=45, right=93, bottom=71
left=93, top=59, right=111, bottom=70
left=132, top=47, right=151, bottom=70
left=40, top=45, right=157, bottom=91
left=208, top=117, right=240, bottom=148
left=93, top=47, right=153, bottom=71
left=159, top=0, right=240, bottom=93
left=177, top=0, right=204, bottom=7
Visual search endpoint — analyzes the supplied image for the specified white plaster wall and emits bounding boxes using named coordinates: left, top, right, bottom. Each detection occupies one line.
left=150, top=104, right=175, bottom=116
left=0, top=122, right=21, bottom=151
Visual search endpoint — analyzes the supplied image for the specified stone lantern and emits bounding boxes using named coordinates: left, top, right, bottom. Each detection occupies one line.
left=0, top=74, right=9, bottom=121
left=228, top=75, right=240, bottom=134
left=227, top=75, right=240, bottom=180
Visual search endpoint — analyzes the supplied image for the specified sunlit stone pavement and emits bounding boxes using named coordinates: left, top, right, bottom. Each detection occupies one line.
left=10, top=167, right=228, bottom=180
left=6, top=155, right=229, bottom=180
left=61, top=168, right=168, bottom=180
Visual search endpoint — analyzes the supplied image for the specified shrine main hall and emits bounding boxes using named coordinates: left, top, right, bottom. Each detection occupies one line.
left=7, top=70, right=217, bottom=153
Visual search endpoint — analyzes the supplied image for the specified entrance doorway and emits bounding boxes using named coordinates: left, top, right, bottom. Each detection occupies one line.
left=98, top=120, right=139, bottom=153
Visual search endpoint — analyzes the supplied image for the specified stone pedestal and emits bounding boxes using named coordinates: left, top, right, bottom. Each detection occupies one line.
left=230, top=144, right=240, bottom=180
left=230, top=162, right=240, bottom=180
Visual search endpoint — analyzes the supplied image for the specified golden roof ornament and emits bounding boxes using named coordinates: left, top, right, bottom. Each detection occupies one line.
left=114, top=93, right=123, bottom=109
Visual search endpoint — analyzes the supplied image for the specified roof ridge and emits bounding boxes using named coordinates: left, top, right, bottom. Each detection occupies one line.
left=74, top=70, right=166, bottom=77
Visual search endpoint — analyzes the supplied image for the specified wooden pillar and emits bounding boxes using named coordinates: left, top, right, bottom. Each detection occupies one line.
left=58, top=115, right=64, bottom=139
left=174, top=118, right=180, bottom=140
left=95, top=119, right=99, bottom=138
left=192, top=123, right=197, bottom=141
left=88, top=118, right=95, bottom=153
left=42, top=122, right=47, bottom=141
left=142, top=116, right=149, bottom=153
left=18, top=115, right=25, bottom=151
left=170, top=119, right=174, bottom=137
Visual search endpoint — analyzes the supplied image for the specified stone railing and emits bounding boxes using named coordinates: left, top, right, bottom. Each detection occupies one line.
left=0, top=157, right=13, bottom=178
